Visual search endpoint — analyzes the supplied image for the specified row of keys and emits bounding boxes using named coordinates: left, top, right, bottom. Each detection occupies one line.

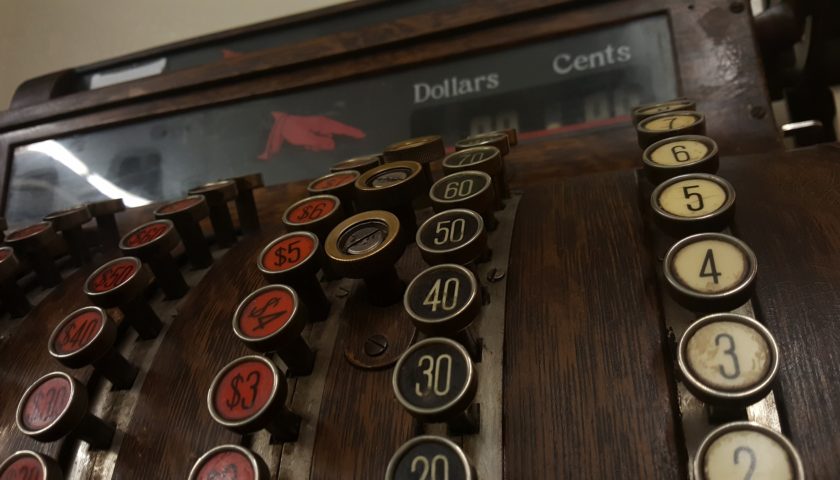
left=633, top=99, right=804, bottom=478
left=194, top=233, right=322, bottom=476
left=382, top=130, right=518, bottom=479
left=0, top=173, right=263, bottom=321
left=1, top=199, right=124, bottom=292
left=192, top=131, right=514, bottom=478
left=0, top=175, right=266, bottom=477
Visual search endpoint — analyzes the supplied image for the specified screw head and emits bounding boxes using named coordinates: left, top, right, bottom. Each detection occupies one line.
left=364, top=334, right=389, bottom=357
left=486, top=268, right=506, bottom=283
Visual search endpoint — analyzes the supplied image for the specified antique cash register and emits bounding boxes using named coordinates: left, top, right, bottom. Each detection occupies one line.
left=0, top=1, right=837, bottom=478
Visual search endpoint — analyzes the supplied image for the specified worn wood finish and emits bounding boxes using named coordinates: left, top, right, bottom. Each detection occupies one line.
left=722, top=144, right=840, bottom=479
left=110, top=231, right=265, bottom=478
left=0, top=0, right=779, bottom=213
left=107, top=183, right=305, bottom=478
left=9, top=70, right=79, bottom=111
left=503, top=171, right=682, bottom=478
left=310, top=243, right=428, bottom=477
left=310, top=324, right=415, bottom=480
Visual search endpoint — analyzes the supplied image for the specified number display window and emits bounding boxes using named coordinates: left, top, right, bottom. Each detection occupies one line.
left=6, top=16, right=676, bottom=225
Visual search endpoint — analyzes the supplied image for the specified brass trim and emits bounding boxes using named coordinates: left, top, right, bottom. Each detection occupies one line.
left=324, top=210, right=401, bottom=265
left=355, top=160, right=422, bottom=193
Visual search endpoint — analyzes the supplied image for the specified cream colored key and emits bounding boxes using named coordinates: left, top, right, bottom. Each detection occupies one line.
left=632, top=99, right=696, bottom=125
left=679, top=313, right=779, bottom=405
left=636, top=101, right=694, bottom=116
left=642, top=135, right=719, bottom=184
left=696, top=423, right=804, bottom=480
left=649, top=139, right=709, bottom=166
left=673, top=239, right=746, bottom=293
left=658, top=178, right=728, bottom=218
left=664, top=233, right=757, bottom=311
left=637, top=111, right=706, bottom=149
left=644, top=114, right=699, bottom=132
left=687, top=321, right=770, bottom=390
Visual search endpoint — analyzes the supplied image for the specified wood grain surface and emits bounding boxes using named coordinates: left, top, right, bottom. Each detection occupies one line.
left=723, top=144, right=840, bottom=479
left=503, top=170, right=683, bottom=478
left=0, top=263, right=102, bottom=463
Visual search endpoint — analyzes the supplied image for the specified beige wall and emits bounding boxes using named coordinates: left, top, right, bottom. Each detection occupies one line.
left=0, top=0, right=349, bottom=109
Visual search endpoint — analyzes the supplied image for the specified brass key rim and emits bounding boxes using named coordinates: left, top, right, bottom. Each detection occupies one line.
left=355, top=161, right=422, bottom=193
left=382, top=135, right=445, bottom=164
left=677, top=313, right=779, bottom=404
left=694, top=421, right=804, bottom=480
left=330, top=154, right=382, bottom=173
left=325, top=210, right=401, bottom=265
left=651, top=173, right=735, bottom=224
